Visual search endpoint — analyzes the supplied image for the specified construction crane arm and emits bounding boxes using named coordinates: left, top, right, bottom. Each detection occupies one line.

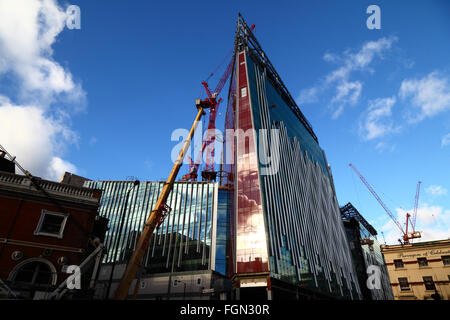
left=412, top=181, right=421, bottom=231
left=349, top=164, right=405, bottom=235
left=182, top=55, right=235, bottom=181
left=213, top=57, right=234, bottom=97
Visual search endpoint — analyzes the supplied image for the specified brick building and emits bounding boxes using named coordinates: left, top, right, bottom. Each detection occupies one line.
left=0, top=160, right=103, bottom=299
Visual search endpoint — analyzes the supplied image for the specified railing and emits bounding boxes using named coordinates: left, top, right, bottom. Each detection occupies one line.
left=0, top=171, right=99, bottom=200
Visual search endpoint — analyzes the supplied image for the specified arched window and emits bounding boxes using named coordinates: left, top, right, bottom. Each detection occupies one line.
left=9, top=259, right=57, bottom=287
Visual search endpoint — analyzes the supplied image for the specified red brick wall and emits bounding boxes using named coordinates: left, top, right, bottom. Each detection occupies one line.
left=0, top=195, right=98, bottom=281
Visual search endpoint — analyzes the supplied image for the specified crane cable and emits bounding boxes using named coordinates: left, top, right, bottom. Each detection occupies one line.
left=205, top=49, right=233, bottom=83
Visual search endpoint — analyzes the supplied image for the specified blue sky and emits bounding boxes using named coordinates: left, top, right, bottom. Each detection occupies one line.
left=0, top=0, right=449, bottom=244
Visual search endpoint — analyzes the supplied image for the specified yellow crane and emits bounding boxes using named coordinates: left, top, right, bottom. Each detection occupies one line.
left=114, top=24, right=238, bottom=298
left=114, top=100, right=209, bottom=299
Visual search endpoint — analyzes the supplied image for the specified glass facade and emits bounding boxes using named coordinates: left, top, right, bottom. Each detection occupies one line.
left=234, top=51, right=270, bottom=274
left=215, top=188, right=231, bottom=276
left=84, top=181, right=228, bottom=276
left=222, top=18, right=362, bottom=299
left=245, top=49, right=360, bottom=299
left=341, top=203, right=394, bottom=300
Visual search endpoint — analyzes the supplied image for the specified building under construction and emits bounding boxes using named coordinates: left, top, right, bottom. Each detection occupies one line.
left=220, top=14, right=360, bottom=300
left=341, top=203, right=393, bottom=300
left=79, top=15, right=362, bottom=300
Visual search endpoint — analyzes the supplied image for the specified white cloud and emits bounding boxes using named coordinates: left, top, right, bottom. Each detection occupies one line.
left=399, top=71, right=450, bottom=122
left=441, top=133, right=450, bottom=147
left=361, top=71, right=450, bottom=145
left=426, top=185, right=447, bottom=197
left=375, top=141, right=395, bottom=152
left=0, top=0, right=84, bottom=104
left=379, top=204, right=450, bottom=244
left=0, top=0, right=84, bottom=181
left=326, top=37, right=397, bottom=83
left=360, top=97, right=397, bottom=140
left=298, top=87, right=318, bottom=104
left=49, top=157, right=77, bottom=181
left=331, top=80, right=362, bottom=114
left=418, top=228, right=450, bottom=242
left=297, top=36, right=397, bottom=118
left=0, top=98, right=77, bottom=181
left=323, top=52, right=337, bottom=63
left=398, top=204, right=443, bottom=225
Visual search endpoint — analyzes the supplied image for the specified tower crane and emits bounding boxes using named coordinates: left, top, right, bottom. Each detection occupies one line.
left=182, top=24, right=254, bottom=183
left=181, top=54, right=234, bottom=182
left=349, top=164, right=421, bottom=244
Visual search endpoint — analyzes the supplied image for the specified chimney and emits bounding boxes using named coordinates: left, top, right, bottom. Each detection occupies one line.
left=0, top=153, right=15, bottom=174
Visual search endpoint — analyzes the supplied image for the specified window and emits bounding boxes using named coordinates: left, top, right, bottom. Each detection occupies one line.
left=12, top=261, right=54, bottom=286
left=240, top=87, right=247, bottom=98
left=34, top=210, right=68, bottom=239
left=442, top=255, right=450, bottom=266
left=394, top=259, right=404, bottom=269
left=417, top=257, right=428, bottom=267
left=398, top=278, right=410, bottom=291
left=423, top=276, right=436, bottom=291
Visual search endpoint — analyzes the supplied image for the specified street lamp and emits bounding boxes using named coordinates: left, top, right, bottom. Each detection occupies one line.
left=105, top=179, right=140, bottom=299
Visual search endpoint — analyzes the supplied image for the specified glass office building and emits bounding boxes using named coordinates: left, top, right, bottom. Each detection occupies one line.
left=84, top=180, right=229, bottom=277
left=341, top=203, right=393, bottom=300
left=221, top=15, right=361, bottom=299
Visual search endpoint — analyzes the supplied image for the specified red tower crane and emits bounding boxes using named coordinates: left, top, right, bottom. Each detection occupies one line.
left=349, top=164, right=421, bottom=244
left=181, top=55, right=234, bottom=182
left=181, top=24, right=254, bottom=182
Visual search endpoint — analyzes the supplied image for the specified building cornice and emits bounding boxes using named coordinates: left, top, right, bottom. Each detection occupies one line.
left=0, top=171, right=101, bottom=209
left=382, top=240, right=450, bottom=253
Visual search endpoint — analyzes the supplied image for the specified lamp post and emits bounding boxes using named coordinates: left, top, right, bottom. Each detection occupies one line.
left=105, top=180, right=140, bottom=299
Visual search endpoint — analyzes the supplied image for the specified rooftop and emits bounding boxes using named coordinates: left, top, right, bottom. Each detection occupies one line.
left=381, top=239, right=450, bottom=251
left=0, top=170, right=102, bottom=204
left=340, top=202, right=378, bottom=236
left=234, top=14, right=318, bottom=143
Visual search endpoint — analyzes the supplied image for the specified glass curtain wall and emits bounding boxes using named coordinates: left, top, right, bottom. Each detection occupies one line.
left=84, top=181, right=223, bottom=275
